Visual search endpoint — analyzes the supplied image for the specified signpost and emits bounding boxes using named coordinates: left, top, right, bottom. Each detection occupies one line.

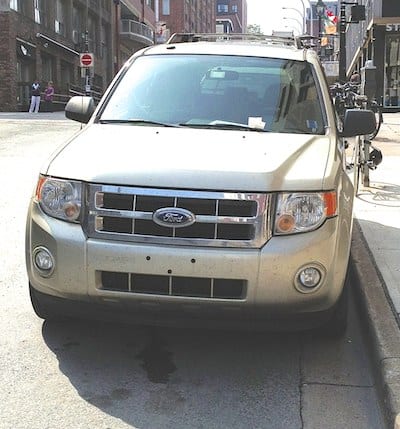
left=339, top=2, right=366, bottom=83
left=80, top=53, right=94, bottom=68
left=80, top=40, right=93, bottom=96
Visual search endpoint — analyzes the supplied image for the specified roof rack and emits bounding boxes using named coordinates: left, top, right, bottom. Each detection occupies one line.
left=296, top=35, right=319, bottom=49
left=167, top=33, right=305, bottom=48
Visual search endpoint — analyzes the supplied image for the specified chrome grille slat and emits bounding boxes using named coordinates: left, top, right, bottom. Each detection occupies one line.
left=214, top=200, right=219, bottom=240
left=84, top=185, right=272, bottom=248
left=90, top=209, right=153, bottom=219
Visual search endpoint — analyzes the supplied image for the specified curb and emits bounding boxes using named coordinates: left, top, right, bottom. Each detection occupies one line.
left=351, top=220, right=400, bottom=428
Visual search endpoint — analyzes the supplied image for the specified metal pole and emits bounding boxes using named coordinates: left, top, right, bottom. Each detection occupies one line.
left=282, top=7, right=305, bottom=33
left=307, top=1, right=315, bottom=36
left=283, top=17, right=303, bottom=35
left=114, top=0, right=120, bottom=74
left=85, top=0, right=91, bottom=96
left=318, top=14, right=321, bottom=38
left=299, top=0, right=307, bottom=35
left=339, top=3, right=347, bottom=83
left=155, top=0, right=159, bottom=22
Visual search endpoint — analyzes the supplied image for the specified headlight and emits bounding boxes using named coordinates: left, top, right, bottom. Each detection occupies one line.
left=35, top=176, right=82, bottom=222
left=274, top=191, right=337, bottom=235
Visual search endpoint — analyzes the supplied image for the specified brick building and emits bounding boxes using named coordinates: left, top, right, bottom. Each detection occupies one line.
left=157, top=0, right=215, bottom=38
left=0, top=0, right=222, bottom=112
left=0, top=0, right=156, bottom=112
left=215, top=0, right=247, bottom=33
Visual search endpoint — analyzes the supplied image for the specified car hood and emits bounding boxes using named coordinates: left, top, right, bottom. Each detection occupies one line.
left=45, top=124, right=335, bottom=192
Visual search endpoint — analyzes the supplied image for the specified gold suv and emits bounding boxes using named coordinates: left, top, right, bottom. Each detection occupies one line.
left=26, top=34, right=376, bottom=335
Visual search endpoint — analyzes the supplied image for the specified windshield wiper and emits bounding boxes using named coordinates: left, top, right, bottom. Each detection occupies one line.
left=98, top=119, right=179, bottom=127
left=179, top=121, right=268, bottom=132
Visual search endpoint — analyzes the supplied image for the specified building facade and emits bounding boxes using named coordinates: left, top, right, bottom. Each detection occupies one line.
left=157, top=0, right=215, bottom=38
left=0, top=0, right=156, bottom=112
left=215, top=0, right=247, bottom=33
left=344, top=0, right=400, bottom=109
left=117, top=0, right=156, bottom=70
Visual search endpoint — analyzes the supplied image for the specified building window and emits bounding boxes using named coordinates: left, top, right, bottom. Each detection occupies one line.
left=232, top=5, right=238, bottom=13
left=162, top=0, right=170, bottom=15
left=41, top=53, right=54, bottom=83
left=55, top=0, right=66, bottom=36
left=100, top=24, right=108, bottom=59
left=217, top=4, right=228, bottom=13
left=101, top=0, right=111, bottom=12
left=10, top=0, right=20, bottom=11
left=88, top=14, right=98, bottom=55
left=385, top=34, right=400, bottom=107
left=60, top=60, right=74, bottom=93
left=34, top=0, right=47, bottom=25
left=72, top=6, right=84, bottom=46
left=34, top=0, right=44, bottom=24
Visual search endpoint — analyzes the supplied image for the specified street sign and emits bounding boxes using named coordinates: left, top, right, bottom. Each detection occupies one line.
left=80, top=53, right=94, bottom=67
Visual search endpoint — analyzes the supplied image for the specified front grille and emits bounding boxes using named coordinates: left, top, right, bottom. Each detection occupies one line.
left=85, top=185, right=272, bottom=248
left=101, top=271, right=246, bottom=300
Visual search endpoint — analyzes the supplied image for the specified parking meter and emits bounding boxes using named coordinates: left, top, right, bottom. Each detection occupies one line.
left=361, top=61, right=377, bottom=100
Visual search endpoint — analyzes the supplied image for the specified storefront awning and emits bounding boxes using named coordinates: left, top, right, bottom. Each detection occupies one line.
left=36, top=33, right=79, bottom=56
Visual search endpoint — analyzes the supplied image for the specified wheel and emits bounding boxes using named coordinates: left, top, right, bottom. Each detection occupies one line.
left=29, top=284, right=65, bottom=321
left=360, top=139, right=370, bottom=188
left=367, top=104, right=383, bottom=141
left=354, top=138, right=370, bottom=192
left=353, top=137, right=361, bottom=196
left=324, top=280, right=348, bottom=337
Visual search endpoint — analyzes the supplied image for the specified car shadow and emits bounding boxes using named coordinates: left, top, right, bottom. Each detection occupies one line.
left=39, top=278, right=378, bottom=429
left=41, top=319, right=306, bottom=428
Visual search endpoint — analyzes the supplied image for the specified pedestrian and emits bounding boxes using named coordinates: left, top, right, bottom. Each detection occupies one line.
left=350, top=70, right=361, bottom=84
left=29, top=79, right=41, bottom=113
left=44, top=81, right=55, bottom=112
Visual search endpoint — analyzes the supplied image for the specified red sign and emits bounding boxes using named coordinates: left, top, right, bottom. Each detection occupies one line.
left=80, top=53, right=94, bottom=67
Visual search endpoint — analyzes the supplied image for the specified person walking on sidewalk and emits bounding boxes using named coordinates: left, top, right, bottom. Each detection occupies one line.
left=29, top=79, right=41, bottom=113
left=44, top=81, right=55, bottom=112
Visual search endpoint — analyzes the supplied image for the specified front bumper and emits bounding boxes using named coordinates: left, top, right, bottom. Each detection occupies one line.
left=26, top=200, right=351, bottom=327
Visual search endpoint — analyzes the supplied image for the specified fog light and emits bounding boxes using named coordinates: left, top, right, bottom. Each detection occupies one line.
left=295, top=264, right=325, bottom=293
left=299, top=268, right=321, bottom=287
left=33, top=247, right=55, bottom=277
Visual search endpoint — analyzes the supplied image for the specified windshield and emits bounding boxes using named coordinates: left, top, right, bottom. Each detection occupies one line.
left=100, top=54, right=326, bottom=134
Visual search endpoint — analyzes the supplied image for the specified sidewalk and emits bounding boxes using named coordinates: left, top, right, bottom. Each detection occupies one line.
left=0, top=111, right=67, bottom=121
left=351, top=112, right=400, bottom=428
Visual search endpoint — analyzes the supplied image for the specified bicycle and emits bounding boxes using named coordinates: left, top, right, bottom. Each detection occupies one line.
left=352, top=135, right=383, bottom=194
left=330, top=82, right=363, bottom=124
left=354, top=96, right=383, bottom=193
left=330, top=82, right=383, bottom=194
left=366, top=97, right=384, bottom=140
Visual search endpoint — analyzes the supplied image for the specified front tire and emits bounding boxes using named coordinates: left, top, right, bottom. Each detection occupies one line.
left=324, top=280, right=348, bottom=337
left=29, top=284, right=65, bottom=321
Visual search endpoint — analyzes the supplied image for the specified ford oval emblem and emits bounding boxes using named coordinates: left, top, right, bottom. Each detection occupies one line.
left=153, top=207, right=196, bottom=228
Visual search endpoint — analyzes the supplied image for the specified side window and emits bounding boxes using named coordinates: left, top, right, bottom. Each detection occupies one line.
left=277, top=62, right=325, bottom=134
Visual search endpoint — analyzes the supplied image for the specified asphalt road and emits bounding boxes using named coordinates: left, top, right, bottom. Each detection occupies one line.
left=0, top=115, right=386, bottom=429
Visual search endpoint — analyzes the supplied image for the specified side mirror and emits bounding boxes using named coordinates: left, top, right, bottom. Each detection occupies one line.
left=340, top=109, right=376, bottom=137
left=65, top=96, right=95, bottom=124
